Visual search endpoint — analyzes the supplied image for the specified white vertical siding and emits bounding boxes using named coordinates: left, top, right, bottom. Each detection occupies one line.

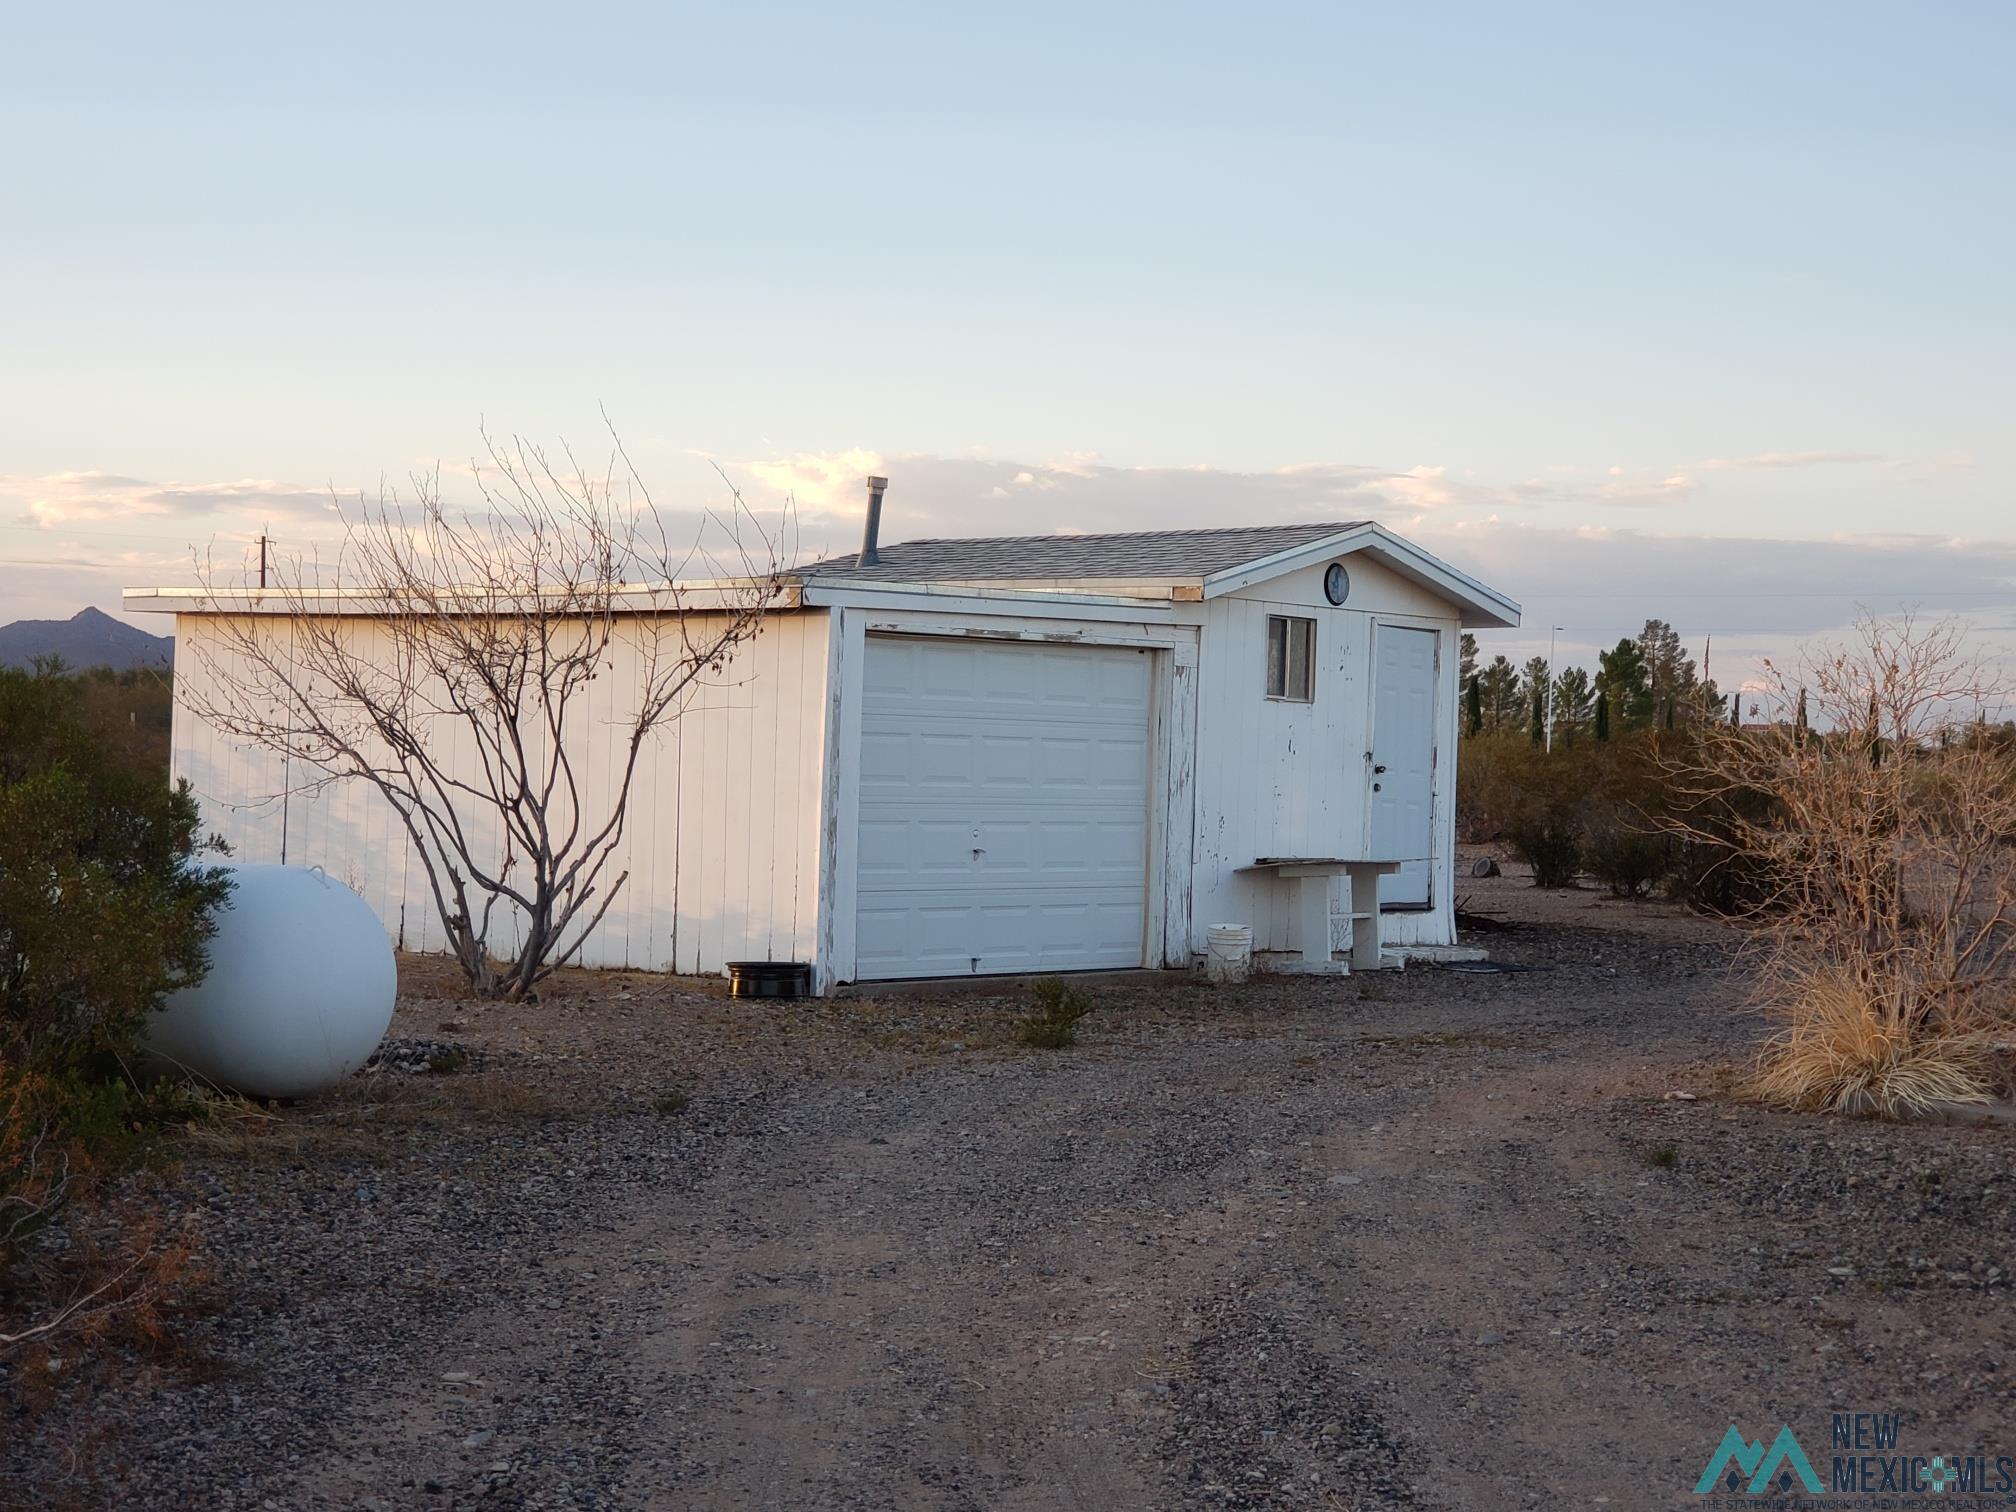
left=1187, top=556, right=1461, bottom=954
left=171, top=609, right=831, bottom=975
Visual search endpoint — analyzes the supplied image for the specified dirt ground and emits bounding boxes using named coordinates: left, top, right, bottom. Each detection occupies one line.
left=6, top=851, right=2013, bottom=1510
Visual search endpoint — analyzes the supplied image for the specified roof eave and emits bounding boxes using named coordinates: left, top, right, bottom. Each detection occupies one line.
left=1197, top=522, right=1520, bottom=629
left=120, top=581, right=804, bottom=616
left=799, top=579, right=1182, bottom=613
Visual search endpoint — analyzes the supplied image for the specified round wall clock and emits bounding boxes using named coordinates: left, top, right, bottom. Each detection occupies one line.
left=1323, top=562, right=1350, bottom=605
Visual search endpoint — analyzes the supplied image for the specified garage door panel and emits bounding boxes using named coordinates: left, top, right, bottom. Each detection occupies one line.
left=977, top=733, right=1038, bottom=787
left=857, top=816, right=976, bottom=880
left=856, top=635, right=1153, bottom=980
left=858, top=729, right=915, bottom=788
left=862, top=810, right=1147, bottom=887
left=1092, top=735, right=1150, bottom=791
left=856, top=892, right=1146, bottom=978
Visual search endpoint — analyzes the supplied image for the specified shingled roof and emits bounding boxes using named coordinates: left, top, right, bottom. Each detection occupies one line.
left=801, top=521, right=1367, bottom=584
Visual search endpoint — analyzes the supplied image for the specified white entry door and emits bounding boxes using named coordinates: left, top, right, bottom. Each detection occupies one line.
left=1369, top=624, right=1437, bottom=908
left=854, top=635, right=1153, bottom=980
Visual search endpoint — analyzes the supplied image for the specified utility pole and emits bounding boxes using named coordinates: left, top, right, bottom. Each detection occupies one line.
left=258, top=530, right=270, bottom=589
left=1545, top=624, right=1564, bottom=752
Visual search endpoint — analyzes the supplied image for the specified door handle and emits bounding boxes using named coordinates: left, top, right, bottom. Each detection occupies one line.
left=1373, top=764, right=1387, bottom=774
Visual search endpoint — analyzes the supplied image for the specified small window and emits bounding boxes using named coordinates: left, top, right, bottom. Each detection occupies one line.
left=1265, top=614, right=1316, bottom=701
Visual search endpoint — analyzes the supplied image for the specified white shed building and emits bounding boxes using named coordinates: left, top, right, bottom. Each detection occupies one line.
left=131, top=517, right=1518, bottom=991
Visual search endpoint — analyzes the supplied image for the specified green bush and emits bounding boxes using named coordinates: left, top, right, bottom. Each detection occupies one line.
left=1018, top=977, right=1097, bottom=1049
left=1, top=666, right=230, bottom=1269
left=1581, top=810, right=1669, bottom=898
left=1505, top=811, right=1583, bottom=888
left=1479, top=739, right=1592, bottom=888
left=1661, top=794, right=1784, bottom=915
left=1455, top=730, right=1530, bottom=843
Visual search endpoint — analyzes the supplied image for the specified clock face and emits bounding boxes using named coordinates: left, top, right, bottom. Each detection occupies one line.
left=1323, top=562, right=1350, bottom=605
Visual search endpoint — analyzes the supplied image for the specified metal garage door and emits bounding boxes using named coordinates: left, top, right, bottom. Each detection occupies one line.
left=855, top=635, right=1153, bottom=980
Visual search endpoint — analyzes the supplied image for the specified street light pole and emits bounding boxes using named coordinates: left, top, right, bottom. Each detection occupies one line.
left=1545, top=625, right=1564, bottom=752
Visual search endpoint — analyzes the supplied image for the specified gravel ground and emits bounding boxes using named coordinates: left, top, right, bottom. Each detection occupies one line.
left=5, top=857, right=2012, bottom=1510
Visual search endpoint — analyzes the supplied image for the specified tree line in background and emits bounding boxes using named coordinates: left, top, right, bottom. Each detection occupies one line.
left=1460, top=618, right=1738, bottom=744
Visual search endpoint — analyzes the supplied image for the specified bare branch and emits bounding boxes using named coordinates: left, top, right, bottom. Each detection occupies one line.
left=181, top=422, right=796, bottom=999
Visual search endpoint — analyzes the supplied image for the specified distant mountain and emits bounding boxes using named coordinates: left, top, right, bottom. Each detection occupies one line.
left=0, top=607, right=174, bottom=672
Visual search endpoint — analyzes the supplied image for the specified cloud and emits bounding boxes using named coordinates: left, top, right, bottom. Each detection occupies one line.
left=1591, top=471, right=1698, bottom=507
left=738, top=449, right=1732, bottom=564
left=742, top=449, right=887, bottom=512
left=722, top=450, right=2016, bottom=689
left=1, top=470, right=338, bottom=529
left=9, top=449, right=2015, bottom=687
left=717, top=451, right=2016, bottom=673
left=1435, top=521, right=2016, bottom=637
left=734, top=450, right=1444, bottom=563
left=1700, top=451, right=1884, bottom=470
left=0, top=545, right=200, bottom=630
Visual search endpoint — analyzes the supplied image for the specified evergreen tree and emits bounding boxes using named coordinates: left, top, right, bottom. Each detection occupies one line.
left=1551, top=666, right=1595, bottom=731
left=1638, top=618, right=1701, bottom=722
left=1594, top=690, right=1611, bottom=741
left=1459, top=632, right=1478, bottom=691
left=1596, top=638, right=1654, bottom=728
left=1465, top=674, right=1483, bottom=736
left=1477, top=656, right=1523, bottom=733
left=1529, top=678, right=1546, bottom=745
left=1795, top=686, right=1809, bottom=742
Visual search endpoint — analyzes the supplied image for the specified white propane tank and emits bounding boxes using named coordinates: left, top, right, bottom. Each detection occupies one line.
left=147, top=863, right=397, bottom=1099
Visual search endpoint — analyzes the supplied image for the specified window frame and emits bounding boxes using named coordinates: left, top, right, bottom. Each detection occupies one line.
left=1264, top=613, right=1317, bottom=702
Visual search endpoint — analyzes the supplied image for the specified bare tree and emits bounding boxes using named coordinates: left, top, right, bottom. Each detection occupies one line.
left=1664, top=613, right=2016, bottom=1116
left=181, top=428, right=792, bottom=999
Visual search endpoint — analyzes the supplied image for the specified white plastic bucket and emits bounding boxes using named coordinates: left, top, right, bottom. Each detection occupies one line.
left=1205, top=923, right=1253, bottom=985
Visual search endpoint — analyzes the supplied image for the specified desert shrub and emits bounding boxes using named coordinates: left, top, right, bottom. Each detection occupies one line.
left=1577, top=739, right=1682, bottom=898
left=1455, top=731, right=1531, bottom=843
left=1504, top=810, right=1582, bottom=888
left=1659, top=781, right=1783, bottom=915
left=1, top=666, right=229, bottom=1340
left=1018, top=977, right=1096, bottom=1049
left=1581, top=809, right=1669, bottom=898
left=1666, top=615, right=2016, bottom=1116
left=1495, top=742, right=1596, bottom=888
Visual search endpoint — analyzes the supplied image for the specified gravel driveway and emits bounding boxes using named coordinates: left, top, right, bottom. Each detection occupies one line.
left=6, top=871, right=2012, bottom=1510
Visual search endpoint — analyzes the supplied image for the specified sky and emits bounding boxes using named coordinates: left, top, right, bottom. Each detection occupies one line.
left=2, top=2, right=2011, bottom=696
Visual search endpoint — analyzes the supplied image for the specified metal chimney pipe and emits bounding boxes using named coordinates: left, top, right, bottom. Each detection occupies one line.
left=860, top=475, right=889, bottom=566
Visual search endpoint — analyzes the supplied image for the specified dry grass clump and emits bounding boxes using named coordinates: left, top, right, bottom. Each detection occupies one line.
left=1747, top=961, right=2005, bottom=1118
left=1669, top=614, right=2016, bottom=1118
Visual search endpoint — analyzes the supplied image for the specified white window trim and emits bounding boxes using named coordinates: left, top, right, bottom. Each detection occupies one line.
left=1264, top=613, right=1316, bottom=702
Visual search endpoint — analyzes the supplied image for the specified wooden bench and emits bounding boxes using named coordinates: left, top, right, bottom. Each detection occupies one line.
left=1235, top=857, right=1408, bottom=971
